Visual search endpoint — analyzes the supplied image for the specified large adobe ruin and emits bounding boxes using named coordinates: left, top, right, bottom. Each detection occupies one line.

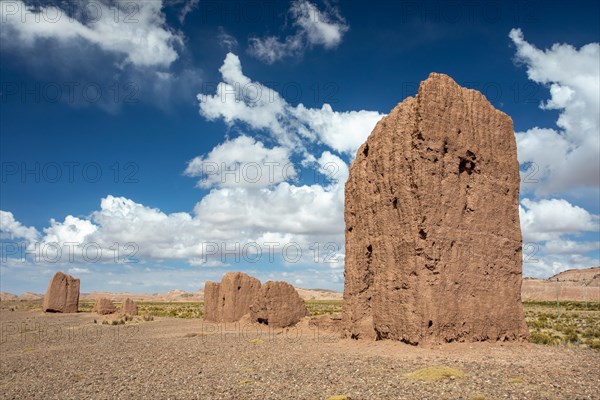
left=42, top=272, right=80, bottom=313
left=250, top=281, right=309, bottom=328
left=203, top=272, right=308, bottom=327
left=343, top=73, right=529, bottom=344
left=203, top=272, right=261, bottom=323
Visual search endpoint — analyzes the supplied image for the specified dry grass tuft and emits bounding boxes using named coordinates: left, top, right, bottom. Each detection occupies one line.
left=406, top=366, right=467, bottom=381
left=183, top=332, right=206, bottom=338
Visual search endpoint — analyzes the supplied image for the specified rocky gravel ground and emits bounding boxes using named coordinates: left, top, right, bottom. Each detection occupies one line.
left=1, top=310, right=598, bottom=399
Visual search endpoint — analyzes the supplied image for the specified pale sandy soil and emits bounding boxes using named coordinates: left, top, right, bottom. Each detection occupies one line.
left=1, top=309, right=598, bottom=400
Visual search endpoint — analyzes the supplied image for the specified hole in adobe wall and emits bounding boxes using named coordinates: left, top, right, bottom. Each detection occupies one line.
left=428, top=320, right=433, bottom=328
left=237, top=286, right=241, bottom=290
left=348, top=227, right=353, bottom=232
left=400, top=338, right=419, bottom=346
left=366, top=244, right=373, bottom=255
left=443, top=140, right=448, bottom=154
left=257, top=318, right=268, bottom=325
left=392, top=197, right=398, bottom=209
left=459, top=158, right=475, bottom=175
left=363, top=144, right=369, bottom=157
left=419, top=229, right=427, bottom=240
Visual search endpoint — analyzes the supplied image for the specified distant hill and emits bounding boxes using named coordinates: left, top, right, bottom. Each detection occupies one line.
left=1, top=286, right=343, bottom=303
left=0, top=292, right=42, bottom=301
left=79, top=290, right=204, bottom=302
left=19, top=292, right=43, bottom=301
left=78, top=287, right=342, bottom=302
left=295, top=287, right=343, bottom=300
left=0, top=292, right=18, bottom=301
left=522, top=266, right=600, bottom=302
left=548, top=267, right=600, bottom=286
left=5, top=268, right=598, bottom=303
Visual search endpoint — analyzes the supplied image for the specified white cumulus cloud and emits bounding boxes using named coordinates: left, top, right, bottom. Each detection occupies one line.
left=198, top=53, right=384, bottom=157
left=519, top=198, right=598, bottom=243
left=184, top=135, right=296, bottom=188
left=0, top=211, right=40, bottom=242
left=7, top=145, right=346, bottom=267
left=194, top=151, right=347, bottom=237
left=542, top=240, right=600, bottom=255
left=42, top=215, right=98, bottom=245
left=0, top=0, right=183, bottom=68
left=509, top=28, right=600, bottom=195
left=248, top=0, right=349, bottom=64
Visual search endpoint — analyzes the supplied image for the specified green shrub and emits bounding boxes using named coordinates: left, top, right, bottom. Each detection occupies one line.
left=530, top=332, right=559, bottom=345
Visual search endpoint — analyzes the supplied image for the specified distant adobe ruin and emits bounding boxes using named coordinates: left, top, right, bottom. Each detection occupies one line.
left=203, top=272, right=261, bottom=323
left=250, top=281, right=308, bottom=328
left=42, top=272, right=80, bottom=313
left=203, top=273, right=308, bottom=327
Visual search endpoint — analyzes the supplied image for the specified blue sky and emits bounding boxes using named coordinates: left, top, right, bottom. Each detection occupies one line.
left=1, top=0, right=599, bottom=294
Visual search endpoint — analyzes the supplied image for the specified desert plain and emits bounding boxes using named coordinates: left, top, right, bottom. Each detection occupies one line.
left=1, top=289, right=599, bottom=400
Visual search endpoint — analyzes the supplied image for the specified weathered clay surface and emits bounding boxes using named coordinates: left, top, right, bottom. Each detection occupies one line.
left=250, top=281, right=308, bottom=328
left=203, top=273, right=261, bottom=323
left=42, top=272, right=80, bottom=313
left=343, top=73, right=529, bottom=344
left=202, top=281, right=221, bottom=322
left=93, top=298, right=117, bottom=315
left=120, top=298, right=138, bottom=316
left=309, top=315, right=342, bottom=333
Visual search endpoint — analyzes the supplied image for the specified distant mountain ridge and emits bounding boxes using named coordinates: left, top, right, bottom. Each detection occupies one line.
left=1, top=287, right=343, bottom=302
left=3, top=267, right=598, bottom=303
left=522, top=266, right=599, bottom=301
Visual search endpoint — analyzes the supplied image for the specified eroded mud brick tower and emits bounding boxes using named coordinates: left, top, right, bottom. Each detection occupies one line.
left=342, top=73, right=529, bottom=344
